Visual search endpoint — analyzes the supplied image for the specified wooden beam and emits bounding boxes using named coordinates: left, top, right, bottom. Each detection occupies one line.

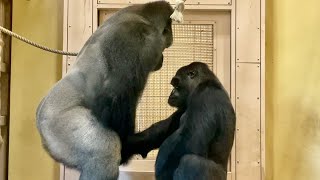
left=0, top=0, right=11, bottom=179
left=0, top=62, right=7, bottom=73
left=0, top=116, right=6, bottom=126
left=96, top=3, right=232, bottom=10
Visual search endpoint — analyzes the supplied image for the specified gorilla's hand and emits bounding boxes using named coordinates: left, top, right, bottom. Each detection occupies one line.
left=120, top=147, right=134, bottom=165
left=120, top=141, right=150, bottom=164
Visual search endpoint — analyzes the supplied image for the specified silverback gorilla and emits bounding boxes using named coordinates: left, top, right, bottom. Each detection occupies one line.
left=36, top=1, right=173, bottom=180
left=122, top=62, right=236, bottom=180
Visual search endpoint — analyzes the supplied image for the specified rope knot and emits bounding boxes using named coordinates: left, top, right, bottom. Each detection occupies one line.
left=170, top=0, right=186, bottom=23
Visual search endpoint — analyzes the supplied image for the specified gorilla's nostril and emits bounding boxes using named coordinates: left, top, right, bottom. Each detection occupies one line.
left=171, top=77, right=180, bottom=86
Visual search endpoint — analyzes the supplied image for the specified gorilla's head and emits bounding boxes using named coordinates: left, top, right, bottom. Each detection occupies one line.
left=168, top=62, right=219, bottom=108
left=142, top=1, right=174, bottom=48
left=139, top=1, right=173, bottom=72
left=111, top=1, right=173, bottom=73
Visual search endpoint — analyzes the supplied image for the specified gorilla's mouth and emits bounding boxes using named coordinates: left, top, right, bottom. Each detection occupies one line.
left=168, top=97, right=177, bottom=105
left=153, top=54, right=164, bottom=71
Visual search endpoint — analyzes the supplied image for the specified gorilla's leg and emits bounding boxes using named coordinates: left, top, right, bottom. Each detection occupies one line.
left=38, top=107, right=121, bottom=180
left=80, top=155, right=119, bottom=180
left=155, top=130, right=185, bottom=180
left=173, top=154, right=226, bottom=180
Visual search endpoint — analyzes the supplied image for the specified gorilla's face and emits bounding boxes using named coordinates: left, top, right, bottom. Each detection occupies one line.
left=163, top=19, right=173, bottom=48
left=168, top=67, right=198, bottom=108
left=152, top=20, right=173, bottom=72
left=168, top=62, right=213, bottom=108
left=168, top=85, right=187, bottom=108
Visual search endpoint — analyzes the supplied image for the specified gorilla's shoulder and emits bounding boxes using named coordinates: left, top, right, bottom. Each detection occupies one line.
left=198, top=79, right=223, bottom=91
left=189, top=79, right=226, bottom=105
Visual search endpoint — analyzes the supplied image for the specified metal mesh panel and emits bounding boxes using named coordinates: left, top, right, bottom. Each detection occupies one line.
left=135, top=24, right=215, bottom=159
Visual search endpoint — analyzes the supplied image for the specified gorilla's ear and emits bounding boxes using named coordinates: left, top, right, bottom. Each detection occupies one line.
left=187, top=70, right=197, bottom=79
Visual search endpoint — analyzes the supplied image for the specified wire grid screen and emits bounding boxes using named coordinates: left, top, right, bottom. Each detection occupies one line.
left=135, top=23, right=215, bottom=159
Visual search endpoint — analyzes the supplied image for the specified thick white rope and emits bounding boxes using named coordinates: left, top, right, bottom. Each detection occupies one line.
left=170, top=0, right=186, bottom=23
left=0, top=26, right=78, bottom=56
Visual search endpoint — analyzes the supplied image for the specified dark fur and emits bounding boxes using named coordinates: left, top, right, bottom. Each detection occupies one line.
left=122, top=62, right=236, bottom=180
left=36, top=1, right=173, bottom=180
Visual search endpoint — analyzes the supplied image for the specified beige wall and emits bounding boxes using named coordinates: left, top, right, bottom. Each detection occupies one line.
left=7, top=0, right=320, bottom=179
left=266, top=0, right=320, bottom=180
left=9, top=0, right=63, bottom=179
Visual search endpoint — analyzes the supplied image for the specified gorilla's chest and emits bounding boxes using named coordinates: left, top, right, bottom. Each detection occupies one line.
left=94, top=94, right=138, bottom=139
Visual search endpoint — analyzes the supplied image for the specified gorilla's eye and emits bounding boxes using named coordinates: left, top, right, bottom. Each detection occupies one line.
left=187, top=71, right=197, bottom=78
left=163, top=28, right=170, bottom=35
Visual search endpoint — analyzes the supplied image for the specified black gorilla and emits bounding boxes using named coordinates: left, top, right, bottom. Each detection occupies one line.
left=122, top=62, right=236, bottom=180
left=36, top=1, right=173, bottom=180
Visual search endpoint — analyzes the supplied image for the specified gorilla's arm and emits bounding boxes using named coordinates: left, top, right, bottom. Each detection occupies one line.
left=182, top=81, right=228, bottom=155
left=121, top=109, right=184, bottom=164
